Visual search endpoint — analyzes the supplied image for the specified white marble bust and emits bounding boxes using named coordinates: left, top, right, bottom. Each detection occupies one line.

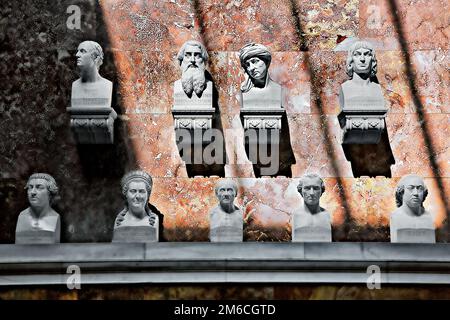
left=173, top=40, right=212, bottom=101
left=112, top=170, right=159, bottom=243
left=292, top=173, right=332, bottom=242
left=238, top=43, right=283, bottom=110
left=71, top=40, right=112, bottom=109
left=209, top=179, right=243, bottom=242
left=390, top=174, right=435, bottom=243
left=15, top=173, right=61, bottom=244
left=339, top=40, right=384, bottom=111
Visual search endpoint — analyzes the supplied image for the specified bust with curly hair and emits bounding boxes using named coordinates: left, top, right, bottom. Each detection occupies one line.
left=339, top=40, right=385, bottom=113
left=15, top=173, right=61, bottom=244
left=112, top=170, right=159, bottom=243
left=390, top=174, right=435, bottom=243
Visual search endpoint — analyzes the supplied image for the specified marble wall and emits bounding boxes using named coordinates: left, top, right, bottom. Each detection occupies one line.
left=0, top=0, right=448, bottom=244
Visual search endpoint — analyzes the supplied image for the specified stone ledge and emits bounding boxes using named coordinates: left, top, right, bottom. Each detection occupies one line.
left=0, top=243, right=449, bottom=285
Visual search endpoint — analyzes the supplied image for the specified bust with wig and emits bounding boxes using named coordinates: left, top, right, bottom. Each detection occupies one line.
left=15, top=173, right=61, bottom=244
left=390, top=174, right=435, bottom=243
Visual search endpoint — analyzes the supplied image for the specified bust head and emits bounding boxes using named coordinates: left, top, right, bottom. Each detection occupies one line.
left=297, top=173, right=325, bottom=209
left=121, top=170, right=153, bottom=215
left=25, top=173, right=59, bottom=209
left=76, top=41, right=104, bottom=72
left=239, top=43, right=272, bottom=92
left=177, top=40, right=209, bottom=97
left=395, top=174, right=428, bottom=214
left=346, top=40, right=377, bottom=79
left=215, top=179, right=238, bottom=211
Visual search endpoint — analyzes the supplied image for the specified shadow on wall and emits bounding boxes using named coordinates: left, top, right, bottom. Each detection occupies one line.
left=386, top=0, right=449, bottom=236
left=0, top=1, right=165, bottom=243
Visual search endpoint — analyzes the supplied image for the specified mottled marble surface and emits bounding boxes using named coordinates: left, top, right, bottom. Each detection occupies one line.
left=0, top=0, right=448, bottom=246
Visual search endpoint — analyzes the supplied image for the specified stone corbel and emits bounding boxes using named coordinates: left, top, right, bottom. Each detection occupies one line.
left=172, top=108, right=215, bottom=130
left=338, top=109, right=387, bottom=144
left=241, top=109, right=285, bottom=130
left=67, top=106, right=117, bottom=144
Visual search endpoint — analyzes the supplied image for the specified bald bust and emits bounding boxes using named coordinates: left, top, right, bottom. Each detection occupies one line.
left=292, top=173, right=332, bottom=242
left=71, top=40, right=113, bottom=109
left=390, top=174, right=435, bottom=243
left=209, top=179, right=243, bottom=242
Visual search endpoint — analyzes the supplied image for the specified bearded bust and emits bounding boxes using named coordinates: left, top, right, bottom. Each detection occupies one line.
left=174, top=40, right=210, bottom=99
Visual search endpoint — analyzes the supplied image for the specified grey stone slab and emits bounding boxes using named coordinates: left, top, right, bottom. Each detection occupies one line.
left=304, top=243, right=365, bottom=260
left=0, top=244, right=145, bottom=263
left=362, top=243, right=450, bottom=262
left=144, top=243, right=305, bottom=261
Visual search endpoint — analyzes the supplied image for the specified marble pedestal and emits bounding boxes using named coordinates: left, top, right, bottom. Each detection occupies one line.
left=394, top=228, right=436, bottom=243
left=291, top=210, right=332, bottom=243
left=209, top=206, right=243, bottom=243
left=67, top=106, right=117, bottom=144
left=112, top=225, right=158, bottom=243
left=390, top=209, right=436, bottom=243
left=172, top=80, right=215, bottom=130
left=15, top=211, right=60, bottom=244
left=68, top=79, right=117, bottom=144
left=338, top=110, right=387, bottom=144
left=338, top=84, right=388, bottom=144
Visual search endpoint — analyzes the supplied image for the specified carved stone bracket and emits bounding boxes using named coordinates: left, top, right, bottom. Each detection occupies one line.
left=338, top=110, right=387, bottom=144
left=241, top=108, right=285, bottom=130
left=172, top=109, right=215, bottom=130
left=67, top=106, right=117, bottom=144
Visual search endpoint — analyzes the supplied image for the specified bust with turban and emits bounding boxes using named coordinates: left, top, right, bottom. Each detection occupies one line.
left=238, top=43, right=283, bottom=110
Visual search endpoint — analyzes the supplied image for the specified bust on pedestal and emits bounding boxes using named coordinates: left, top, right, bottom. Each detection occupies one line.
left=338, top=41, right=387, bottom=144
left=209, top=179, right=243, bottom=242
left=390, top=174, right=435, bottom=243
left=292, top=173, right=332, bottom=242
left=238, top=43, right=294, bottom=177
left=239, top=43, right=284, bottom=131
left=172, top=41, right=225, bottom=177
left=112, top=171, right=159, bottom=243
left=67, top=40, right=117, bottom=144
left=172, top=40, right=214, bottom=130
left=15, top=173, right=61, bottom=244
